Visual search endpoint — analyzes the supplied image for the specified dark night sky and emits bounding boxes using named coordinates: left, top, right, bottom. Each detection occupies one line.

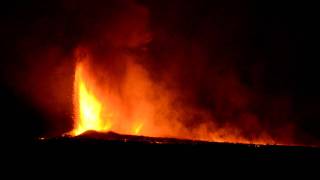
left=0, top=0, right=319, bottom=145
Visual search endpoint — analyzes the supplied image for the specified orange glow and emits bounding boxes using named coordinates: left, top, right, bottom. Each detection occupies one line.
left=71, top=62, right=112, bottom=136
left=133, top=123, right=143, bottom=135
left=69, top=48, right=284, bottom=145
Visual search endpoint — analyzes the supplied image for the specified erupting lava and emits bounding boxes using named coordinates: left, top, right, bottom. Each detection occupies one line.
left=71, top=57, right=151, bottom=137
left=70, top=55, right=277, bottom=145
left=72, top=62, right=112, bottom=135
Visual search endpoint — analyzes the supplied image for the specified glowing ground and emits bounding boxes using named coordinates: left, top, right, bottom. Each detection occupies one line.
left=32, top=130, right=320, bottom=161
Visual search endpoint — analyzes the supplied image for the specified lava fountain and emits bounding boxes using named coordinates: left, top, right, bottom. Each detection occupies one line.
left=68, top=47, right=280, bottom=145
left=72, top=61, right=112, bottom=136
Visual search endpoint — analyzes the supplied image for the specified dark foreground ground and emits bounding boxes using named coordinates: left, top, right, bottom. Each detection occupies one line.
left=2, top=132, right=317, bottom=176
left=21, top=131, right=319, bottom=162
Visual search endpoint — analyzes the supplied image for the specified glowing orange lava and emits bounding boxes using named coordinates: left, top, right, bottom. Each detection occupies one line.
left=69, top=49, right=282, bottom=145
left=71, top=62, right=112, bottom=135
